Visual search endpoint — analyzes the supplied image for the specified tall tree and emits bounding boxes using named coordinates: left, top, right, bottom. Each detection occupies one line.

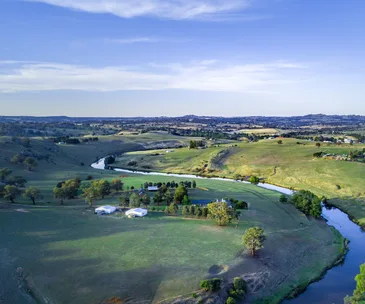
left=164, top=189, right=173, bottom=204
left=207, top=202, right=231, bottom=226
left=3, top=185, right=20, bottom=203
left=174, top=184, right=187, bottom=203
left=83, top=186, right=99, bottom=207
left=141, top=194, right=150, bottom=207
left=53, top=187, right=67, bottom=205
left=23, top=187, right=42, bottom=204
left=129, top=192, right=141, bottom=208
left=242, top=227, right=266, bottom=256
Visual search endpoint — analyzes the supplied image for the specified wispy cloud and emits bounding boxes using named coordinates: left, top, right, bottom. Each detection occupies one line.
left=0, top=60, right=307, bottom=93
left=25, top=0, right=252, bottom=20
left=105, top=37, right=191, bottom=44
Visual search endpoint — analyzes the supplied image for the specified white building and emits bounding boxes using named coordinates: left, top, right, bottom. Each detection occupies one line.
left=125, top=208, right=148, bottom=217
left=95, top=205, right=117, bottom=215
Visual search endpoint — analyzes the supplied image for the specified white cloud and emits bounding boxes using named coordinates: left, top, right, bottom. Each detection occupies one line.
left=25, top=0, right=251, bottom=20
left=0, top=60, right=307, bottom=93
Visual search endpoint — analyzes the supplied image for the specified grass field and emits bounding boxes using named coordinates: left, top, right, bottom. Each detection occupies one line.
left=238, top=128, right=279, bottom=135
left=0, top=180, right=344, bottom=304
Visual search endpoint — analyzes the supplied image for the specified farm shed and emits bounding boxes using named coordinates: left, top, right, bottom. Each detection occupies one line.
left=95, top=205, right=117, bottom=215
left=125, top=208, right=148, bottom=217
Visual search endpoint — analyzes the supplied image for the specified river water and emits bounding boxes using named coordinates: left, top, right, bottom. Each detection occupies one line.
left=92, top=158, right=365, bottom=304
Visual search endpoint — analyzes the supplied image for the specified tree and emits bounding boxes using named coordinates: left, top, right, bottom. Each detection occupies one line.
left=53, top=187, right=67, bottom=205
left=0, top=168, right=12, bottom=182
left=208, top=202, right=231, bottom=226
left=226, top=297, right=236, bottom=304
left=167, top=203, right=178, bottom=215
left=174, top=184, right=187, bottom=203
left=153, top=191, right=163, bottom=205
left=345, top=264, right=365, bottom=304
left=279, top=194, right=288, bottom=203
left=192, top=180, right=197, bottom=189
left=82, top=186, right=99, bottom=207
left=195, top=206, right=203, bottom=217
left=129, top=192, right=141, bottom=208
left=119, top=194, right=129, bottom=208
left=92, top=180, right=111, bottom=199
left=291, top=190, right=322, bottom=218
left=316, top=142, right=321, bottom=148
left=277, top=140, right=283, bottom=144
left=164, top=189, right=173, bottom=204
left=7, top=176, right=27, bottom=187
left=200, top=278, right=221, bottom=292
left=141, top=194, right=151, bottom=207
left=182, top=195, right=191, bottom=205
left=23, top=157, right=37, bottom=171
left=11, top=154, right=25, bottom=164
left=3, top=185, right=20, bottom=203
left=23, top=187, right=42, bottom=204
left=111, top=178, right=123, bottom=192
left=242, top=227, right=266, bottom=256
left=249, top=175, right=260, bottom=185
left=233, top=277, right=247, bottom=294
left=182, top=205, right=190, bottom=216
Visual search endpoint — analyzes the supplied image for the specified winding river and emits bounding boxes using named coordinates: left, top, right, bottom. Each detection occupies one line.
left=92, top=158, right=365, bottom=304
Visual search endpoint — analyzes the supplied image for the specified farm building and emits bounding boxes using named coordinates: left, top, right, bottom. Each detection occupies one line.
left=95, top=205, right=117, bottom=215
left=148, top=186, right=159, bottom=191
left=125, top=208, right=148, bottom=217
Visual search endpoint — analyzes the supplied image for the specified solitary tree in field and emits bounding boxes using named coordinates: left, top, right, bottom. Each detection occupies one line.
left=23, top=187, right=42, bottom=204
left=3, top=185, right=20, bottom=203
left=277, top=140, right=283, bottom=145
left=23, top=157, right=37, bottom=171
left=192, top=180, right=197, bottom=189
left=11, top=154, right=25, bottom=165
left=316, top=142, right=321, bottom=148
left=0, top=168, right=12, bottom=182
left=279, top=194, right=288, bottom=203
left=207, top=202, right=231, bottom=226
left=242, top=227, right=266, bottom=256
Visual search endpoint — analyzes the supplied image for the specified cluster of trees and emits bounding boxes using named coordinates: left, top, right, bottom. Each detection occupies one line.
left=53, top=178, right=81, bottom=204
left=0, top=168, right=29, bottom=203
left=227, top=198, right=248, bottom=209
left=189, top=140, right=205, bottom=149
left=11, top=154, right=38, bottom=171
left=182, top=205, right=209, bottom=218
left=291, top=190, right=322, bottom=218
left=344, top=264, right=365, bottom=304
left=200, top=278, right=221, bottom=292
left=104, top=156, right=116, bottom=165
left=0, top=181, right=42, bottom=204
left=119, top=191, right=150, bottom=208
left=83, top=178, right=123, bottom=207
left=143, top=180, right=196, bottom=189
left=169, top=128, right=240, bottom=140
left=233, top=174, right=260, bottom=185
left=50, top=136, right=99, bottom=144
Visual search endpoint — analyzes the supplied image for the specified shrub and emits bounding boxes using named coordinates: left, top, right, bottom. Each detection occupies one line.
left=236, top=201, right=248, bottom=209
left=249, top=175, right=260, bottom=185
left=195, top=207, right=203, bottom=217
left=86, top=175, right=93, bottom=180
left=200, top=278, right=221, bottom=292
left=233, top=277, right=247, bottom=293
left=202, top=207, right=209, bottom=218
left=182, top=205, right=190, bottom=216
left=226, top=297, right=236, bottom=304
left=279, top=194, right=288, bottom=203
left=192, top=293, right=198, bottom=298
left=189, top=205, right=196, bottom=216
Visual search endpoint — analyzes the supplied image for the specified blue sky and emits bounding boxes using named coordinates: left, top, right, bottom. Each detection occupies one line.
left=1, top=0, right=365, bottom=117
